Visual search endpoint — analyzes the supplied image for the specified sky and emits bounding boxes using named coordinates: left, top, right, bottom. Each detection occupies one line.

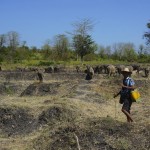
left=0, top=0, right=149, bottom=49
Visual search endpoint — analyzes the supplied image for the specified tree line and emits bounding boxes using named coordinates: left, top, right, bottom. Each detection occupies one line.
left=0, top=19, right=150, bottom=65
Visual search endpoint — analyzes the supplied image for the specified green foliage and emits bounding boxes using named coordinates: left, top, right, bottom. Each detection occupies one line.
left=73, top=34, right=96, bottom=61
left=111, top=43, right=138, bottom=62
left=137, top=55, right=150, bottom=63
left=53, top=34, right=70, bottom=60
left=23, top=60, right=41, bottom=66
left=83, top=53, right=99, bottom=61
left=123, top=48, right=138, bottom=62
left=0, top=31, right=150, bottom=65
left=98, top=45, right=111, bottom=59
left=37, top=61, right=55, bottom=66
left=144, top=21, right=150, bottom=45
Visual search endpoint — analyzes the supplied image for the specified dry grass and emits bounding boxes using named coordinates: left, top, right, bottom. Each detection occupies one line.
left=0, top=75, right=150, bottom=150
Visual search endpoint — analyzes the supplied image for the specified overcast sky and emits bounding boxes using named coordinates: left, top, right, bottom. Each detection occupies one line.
left=0, top=0, right=149, bottom=49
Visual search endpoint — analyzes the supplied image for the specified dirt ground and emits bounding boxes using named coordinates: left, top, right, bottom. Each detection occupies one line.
left=0, top=71, right=150, bottom=150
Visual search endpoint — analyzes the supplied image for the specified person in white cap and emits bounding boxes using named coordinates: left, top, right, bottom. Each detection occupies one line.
left=114, top=68, right=135, bottom=122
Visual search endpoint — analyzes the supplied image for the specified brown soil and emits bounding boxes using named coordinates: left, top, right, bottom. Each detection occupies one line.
left=0, top=71, right=149, bottom=150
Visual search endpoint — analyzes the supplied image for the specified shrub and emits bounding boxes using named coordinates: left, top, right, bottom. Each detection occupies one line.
left=38, top=61, right=55, bottom=66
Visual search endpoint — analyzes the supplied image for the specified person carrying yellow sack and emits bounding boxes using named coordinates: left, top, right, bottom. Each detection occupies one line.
left=114, top=68, right=136, bottom=123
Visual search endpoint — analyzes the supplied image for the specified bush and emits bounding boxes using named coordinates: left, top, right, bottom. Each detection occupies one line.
left=38, top=61, right=55, bottom=66
left=83, top=53, right=99, bottom=61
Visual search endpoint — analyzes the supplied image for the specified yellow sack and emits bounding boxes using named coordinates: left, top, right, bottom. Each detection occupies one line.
left=131, top=89, right=141, bottom=102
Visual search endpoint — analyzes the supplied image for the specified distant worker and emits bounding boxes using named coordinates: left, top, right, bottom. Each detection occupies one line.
left=36, top=69, right=44, bottom=83
left=85, top=65, right=94, bottom=80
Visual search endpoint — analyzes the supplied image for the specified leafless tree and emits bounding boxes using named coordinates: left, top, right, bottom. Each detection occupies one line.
left=0, top=34, right=6, bottom=48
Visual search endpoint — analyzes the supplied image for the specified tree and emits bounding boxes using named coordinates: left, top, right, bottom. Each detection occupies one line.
left=121, top=43, right=137, bottom=61
left=0, top=34, right=7, bottom=62
left=112, top=43, right=125, bottom=60
left=14, top=41, right=30, bottom=63
left=0, top=34, right=6, bottom=48
left=73, top=34, right=96, bottom=61
left=144, top=21, right=150, bottom=45
left=138, top=44, right=144, bottom=55
left=98, top=45, right=111, bottom=59
left=72, top=18, right=94, bottom=37
left=53, top=34, right=70, bottom=60
left=138, top=44, right=146, bottom=59
left=6, top=31, right=20, bottom=62
left=71, top=18, right=96, bottom=61
left=7, top=31, right=19, bottom=49
left=112, top=42, right=137, bottom=61
left=41, top=39, right=53, bottom=59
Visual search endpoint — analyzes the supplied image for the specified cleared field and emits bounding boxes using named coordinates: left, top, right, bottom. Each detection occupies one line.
left=0, top=71, right=150, bottom=150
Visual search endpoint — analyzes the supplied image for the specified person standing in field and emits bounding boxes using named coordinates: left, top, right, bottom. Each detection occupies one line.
left=114, top=68, right=135, bottom=123
left=85, top=65, right=94, bottom=80
left=36, top=69, right=44, bottom=83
